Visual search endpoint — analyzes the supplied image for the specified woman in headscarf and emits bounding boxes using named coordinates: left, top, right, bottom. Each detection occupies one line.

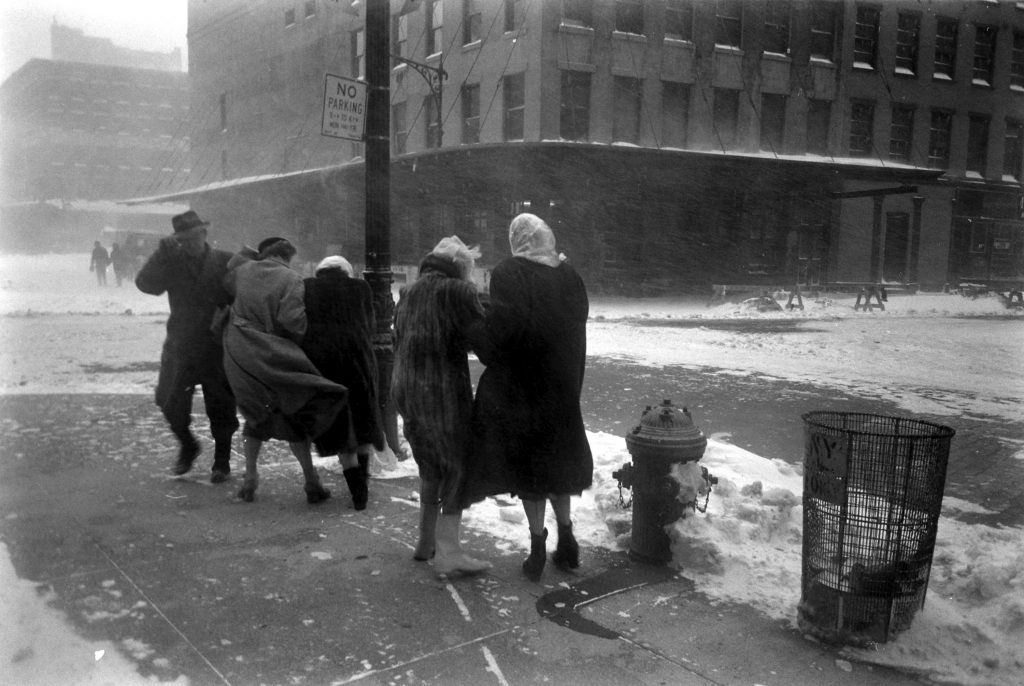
left=222, top=237, right=347, bottom=504
left=391, top=236, right=492, bottom=578
left=469, top=213, right=593, bottom=582
left=301, top=255, right=383, bottom=511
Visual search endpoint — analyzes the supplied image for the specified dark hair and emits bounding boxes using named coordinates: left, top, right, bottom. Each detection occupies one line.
left=259, top=238, right=296, bottom=261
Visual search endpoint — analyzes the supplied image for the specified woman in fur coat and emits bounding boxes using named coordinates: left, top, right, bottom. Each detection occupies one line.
left=222, top=237, right=347, bottom=504
left=470, top=213, right=593, bottom=582
left=301, top=255, right=383, bottom=510
left=391, top=236, right=492, bottom=578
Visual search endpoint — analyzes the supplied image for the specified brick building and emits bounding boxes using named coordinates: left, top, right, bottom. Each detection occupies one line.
left=0, top=23, right=190, bottom=252
left=140, top=0, right=1023, bottom=292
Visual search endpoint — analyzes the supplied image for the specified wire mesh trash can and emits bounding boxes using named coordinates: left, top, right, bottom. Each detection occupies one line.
left=798, top=412, right=955, bottom=646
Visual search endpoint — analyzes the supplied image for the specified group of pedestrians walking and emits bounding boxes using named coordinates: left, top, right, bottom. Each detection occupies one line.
left=136, top=208, right=592, bottom=582
left=90, top=240, right=134, bottom=286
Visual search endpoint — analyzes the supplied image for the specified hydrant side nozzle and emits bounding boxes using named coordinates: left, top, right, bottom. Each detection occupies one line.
left=612, top=463, right=634, bottom=488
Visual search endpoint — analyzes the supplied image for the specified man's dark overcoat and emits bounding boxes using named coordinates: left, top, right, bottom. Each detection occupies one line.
left=135, top=243, right=235, bottom=415
left=302, top=270, right=384, bottom=454
left=468, top=257, right=593, bottom=503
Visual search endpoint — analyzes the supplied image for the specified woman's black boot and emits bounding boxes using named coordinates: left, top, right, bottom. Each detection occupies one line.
left=522, top=528, right=548, bottom=582
left=552, top=522, right=580, bottom=570
left=343, top=467, right=368, bottom=510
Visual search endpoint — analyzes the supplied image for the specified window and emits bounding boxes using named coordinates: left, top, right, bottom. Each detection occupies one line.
left=928, top=109, right=953, bottom=169
left=853, top=5, right=880, bottom=69
left=285, top=8, right=296, bottom=26
left=392, top=14, right=408, bottom=61
left=425, top=96, right=441, bottom=149
left=760, top=93, right=786, bottom=151
left=426, top=0, right=444, bottom=56
left=503, top=73, right=525, bottom=141
left=895, top=12, right=920, bottom=76
left=352, top=29, right=365, bottom=80
left=713, top=88, right=740, bottom=148
left=809, top=1, right=837, bottom=60
left=849, top=99, right=875, bottom=156
left=973, top=25, right=997, bottom=86
left=889, top=105, right=914, bottom=161
left=462, top=84, right=480, bottom=144
left=715, top=0, right=742, bottom=48
left=665, top=0, right=693, bottom=41
left=613, top=77, right=642, bottom=143
left=563, top=0, right=593, bottom=27
left=662, top=82, right=689, bottom=147
left=392, top=102, right=408, bottom=154
left=504, top=0, right=524, bottom=32
left=1011, top=32, right=1024, bottom=90
left=304, top=0, right=316, bottom=18
left=763, top=1, right=791, bottom=55
left=967, top=114, right=990, bottom=176
left=934, top=17, right=958, bottom=80
left=1004, top=119, right=1023, bottom=180
left=807, top=99, right=830, bottom=154
left=615, top=0, right=644, bottom=35
left=219, top=92, right=227, bottom=131
left=560, top=70, right=591, bottom=141
left=463, top=0, right=481, bottom=45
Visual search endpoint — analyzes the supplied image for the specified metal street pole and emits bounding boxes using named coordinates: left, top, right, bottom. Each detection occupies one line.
left=363, top=0, right=400, bottom=454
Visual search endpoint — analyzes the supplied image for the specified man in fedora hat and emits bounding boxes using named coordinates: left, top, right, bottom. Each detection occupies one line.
left=136, top=210, right=239, bottom=481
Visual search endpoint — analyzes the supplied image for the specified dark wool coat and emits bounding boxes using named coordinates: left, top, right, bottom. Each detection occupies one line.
left=302, top=270, right=384, bottom=454
left=391, top=255, right=486, bottom=510
left=135, top=242, right=235, bottom=411
left=468, top=257, right=593, bottom=502
left=222, top=257, right=347, bottom=441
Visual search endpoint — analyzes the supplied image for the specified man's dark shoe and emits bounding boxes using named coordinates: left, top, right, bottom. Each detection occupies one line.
left=210, top=469, right=230, bottom=484
left=172, top=434, right=201, bottom=475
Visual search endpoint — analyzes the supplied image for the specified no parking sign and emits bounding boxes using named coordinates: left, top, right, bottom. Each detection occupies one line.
left=321, top=73, right=367, bottom=141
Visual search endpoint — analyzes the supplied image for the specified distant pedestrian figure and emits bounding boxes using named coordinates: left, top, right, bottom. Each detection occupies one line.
left=392, top=236, right=492, bottom=578
left=89, top=241, right=110, bottom=286
left=135, top=210, right=239, bottom=482
left=302, top=255, right=384, bottom=510
left=469, top=213, right=593, bottom=582
left=222, top=237, right=347, bottom=504
left=110, top=243, right=131, bottom=287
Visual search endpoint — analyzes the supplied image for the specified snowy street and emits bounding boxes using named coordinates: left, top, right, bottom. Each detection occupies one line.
left=1, top=253, right=1023, bottom=685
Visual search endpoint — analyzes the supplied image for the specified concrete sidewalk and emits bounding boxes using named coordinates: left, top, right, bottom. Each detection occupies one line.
left=0, top=394, right=927, bottom=686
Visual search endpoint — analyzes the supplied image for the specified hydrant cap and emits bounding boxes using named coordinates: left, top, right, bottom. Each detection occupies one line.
left=625, top=399, right=707, bottom=460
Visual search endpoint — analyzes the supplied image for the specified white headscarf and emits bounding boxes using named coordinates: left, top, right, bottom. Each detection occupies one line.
left=316, top=255, right=354, bottom=277
left=509, top=213, right=564, bottom=267
left=430, top=235, right=481, bottom=280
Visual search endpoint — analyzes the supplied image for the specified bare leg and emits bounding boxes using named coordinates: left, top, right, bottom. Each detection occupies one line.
left=291, top=439, right=331, bottom=503
left=549, top=494, right=571, bottom=527
left=414, top=479, right=440, bottom=561
left=238, top=435, right=261, bottom=502
left=338, top=452, right=359, bottom=470
left=522, top=498, right=547, bottom=536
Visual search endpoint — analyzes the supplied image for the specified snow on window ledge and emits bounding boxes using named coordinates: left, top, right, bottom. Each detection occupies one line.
left=1002, top=174, right=1021, bottom=183
left=853, top=61, right=875, bottom=71
left=932, top=73, right=953, bottom=81
left=972, top=78, right=992, bottom=87
left=964, top=171, right=984, bottom=179
left=894, top=67, right=916, bottom=77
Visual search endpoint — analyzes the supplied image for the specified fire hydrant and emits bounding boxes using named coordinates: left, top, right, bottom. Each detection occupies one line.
left=613, top=399, right=711, bottom=564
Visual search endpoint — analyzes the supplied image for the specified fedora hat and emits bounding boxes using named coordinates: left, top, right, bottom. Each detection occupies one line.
left=171, top=210, right=210, bottom=233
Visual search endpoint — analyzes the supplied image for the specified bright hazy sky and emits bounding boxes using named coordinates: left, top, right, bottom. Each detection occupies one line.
left=0, top=0, right=188, bottom=81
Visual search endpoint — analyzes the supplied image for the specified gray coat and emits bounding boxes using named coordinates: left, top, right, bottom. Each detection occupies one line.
left=223, top=257, right=346, bottom=439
